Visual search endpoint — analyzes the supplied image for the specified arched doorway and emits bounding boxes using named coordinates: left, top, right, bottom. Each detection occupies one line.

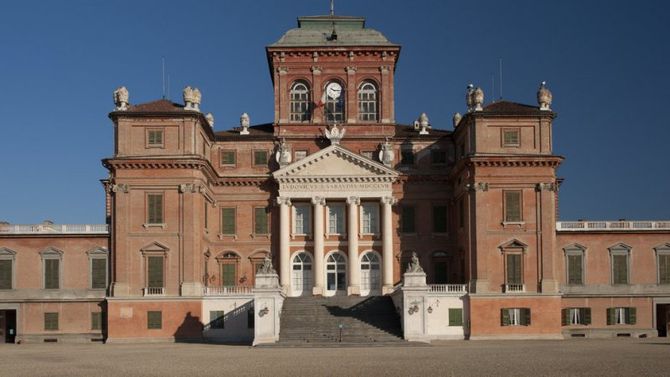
left=291, top=252, right=313, bottom=296
left=360, top=252, right=381, bottom=296
left=432, top=250, right=449, bottom=284
left=325, top=252, right=347, bottom=296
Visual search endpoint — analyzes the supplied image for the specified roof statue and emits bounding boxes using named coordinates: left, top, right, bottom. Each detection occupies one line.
left=466, top=84, right=475, bottom=113
left=183, top=86, right=201, bottom=112
left=205, top=113, right=214, bottom=128
left=240, top=112, right=250, bottom=135
left=113, top=86, right=129, bottom=111
left=453, top=112, right=462, bottom=128
left=406, top=252, right=424, bottom=273
left=324, top=123, right=345, bottom=145
left=379, top=137, right=394, bottom=168
left=414, top=112, right=430, bottom=135
left=537, top=81, right=553, bottom=111
left=275, top=138, right=292, bottom=166
left=472, top=87, right=484, bottom=112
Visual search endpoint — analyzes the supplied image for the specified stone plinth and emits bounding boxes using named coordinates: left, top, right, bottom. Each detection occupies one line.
left=252, top=273, right=284, bottom=346
left=403, top=271, right=427, bottom=287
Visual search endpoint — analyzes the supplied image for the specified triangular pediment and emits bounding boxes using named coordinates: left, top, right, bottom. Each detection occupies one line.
left=273, top=144, right=397, bottom=181
left=140, top=242, right=169, bottom=254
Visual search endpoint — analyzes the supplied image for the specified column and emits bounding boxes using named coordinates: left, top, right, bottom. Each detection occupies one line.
left=381, top=196, right=395, bottom=293
left=312, top=196, right=325, bottom=295
left=347, top=196, right=360, bottom=295
left=277, top=197, right=291, bottom=292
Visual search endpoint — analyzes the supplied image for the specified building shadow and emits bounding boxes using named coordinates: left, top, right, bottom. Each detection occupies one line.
left=173, top=312, right=204, bottom=343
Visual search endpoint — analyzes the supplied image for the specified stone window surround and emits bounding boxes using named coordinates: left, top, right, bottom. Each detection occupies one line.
left=215, top=251, right=240, bottom=287
left=499, top=240, right=527, bottom=292
left=87, top=247, right=109, bottom=290
left=0, top=247, right=16, bottom=290
left=145, top=128, right=165, bottom=149
left=252, top=206, right=270, bottom=237
left=326, top=202, right=346, bottom=236
left=292, top=202, right=312, bottom=237
left=219, top=149, right=237, bottom=167
left=563, top=244, right=587, bottom=286
left=253, top=149, right=269, bottom=167
left=502, top=190, right=524, bottom=225
left=357, top=80, right=379, bottom=122
left=140, top=242, right=169, bottom=290
left=40, top=247, right=63, bottom=290
left=654, top=243, right=670, bottom=285
left=502, top=127, right=521, bottom=148
left=609, top=243, right=632, bottom=285
left=289, top=80, right=311, bottom=123
left=219, top=206, right=237, bottom=238
left=144, top=191, right=166, bottom=229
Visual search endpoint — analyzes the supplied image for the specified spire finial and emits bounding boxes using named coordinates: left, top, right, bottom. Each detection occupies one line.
left=330, top=0, right=334, bottom=16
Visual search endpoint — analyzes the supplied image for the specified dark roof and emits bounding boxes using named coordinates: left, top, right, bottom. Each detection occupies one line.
left=481, top=100, right=548, bottom=115
left=125, top=99, right=186, bottom=113
left=215, top=124, right=275, bottom=141
left=393, top=124, right=451, bottom=138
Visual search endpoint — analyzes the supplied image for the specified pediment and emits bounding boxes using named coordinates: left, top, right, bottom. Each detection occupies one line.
left=273, top=145, right=397, bottom=181
left=499, top=239, right=528, bottom=250
left=140, top=242, right=169, bottom=254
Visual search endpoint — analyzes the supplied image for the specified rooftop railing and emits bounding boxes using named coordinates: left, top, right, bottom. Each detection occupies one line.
left=0, top=223, right=109, bottom=234
left=556, top=221, right=670, bottom=232
left=203, top=286, right=253, bottom=296
left=428, top=284, right=468, bottom=294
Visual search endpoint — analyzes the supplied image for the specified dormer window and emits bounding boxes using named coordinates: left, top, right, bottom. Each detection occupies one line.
left=289, top=81, right=311, bottom=122
left=358, top=81, right=378, bottom=122
left=324, top=81, right=345, bottom=123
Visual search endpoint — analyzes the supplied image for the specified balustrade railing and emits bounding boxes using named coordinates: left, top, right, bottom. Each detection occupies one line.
left=429, top=284, right=468, bottom=294
left=203, top=286, right=253, bottom=296
left=0, top=223, right=109, bottom=234
left=143, top=287, right=165, bottom=296
left=504, top=284, right=525, bottom=293
left=557, top=221, right=670, bottom=231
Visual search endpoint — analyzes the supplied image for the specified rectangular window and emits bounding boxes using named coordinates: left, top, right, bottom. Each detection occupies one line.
left=253, top=150, right=268, bottom=166
left=328, top=204, right=346, bottom=234
left=502, top=128, right=520, bottom=147
left=562, top=307, right=591, bottom=326
left=147, top=193, right=164, bottom=224
left=0, top=259, right=12, bottom=289
left=607, top=307, right=636, bottom=325
left=506, top=254, right=522, bottom=285
left=210, top=310, right=224, bottom=329
left=91, top=258, right=107, bottom=289
left=91, top=312, right=103, bottom=330
left=612, top=254, right=629, bottom=284
left=220, top=207, right=236, bottom=235
left=147, top=129, right=164, bottom=147
left=361, top=203, right=379, bottom=234
left=295, top=150, right=308, bottom=161
left=44, top=312, right=59, bottom=330
left=659, top=254, right=670, bottom=284
left=431, top=149, right=447, bottom=164
left=44, top=259, right=60, bottom=289
left=401, top=206, right=415, bottom=233
left=432, top=205, right=447, bottom=233
left=147, top=256, right=164, bottom=288
left=254, top=207, right=269, bottom=235
left=400, top=149, right=414, bottom=165
left=504, top=191, right=522, bottom=222
left=501, top=308, right=530, bottom=326
left=147, top=311, right=162, bottom=329
left=220, top=150, right=236, bottom=165
left=567, top=253, right=584, bottom=285
left=221, top=263, right=236, bottom=286
left=293, top=204, right=311, bottom=235
left=448, top=308, right=463, bottom=326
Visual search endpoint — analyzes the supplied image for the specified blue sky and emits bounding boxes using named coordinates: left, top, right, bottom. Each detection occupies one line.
left=0, top=0, right=668, bottom=224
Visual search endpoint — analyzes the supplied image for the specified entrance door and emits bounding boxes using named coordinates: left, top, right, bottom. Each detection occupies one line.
left=360, top=252, right=381, bottom=296
left=433, top=251, right=449, bottom=284
left=326, top=253, right=346, bottom=296
left=291, top=252, right=313, bottom=296
left=0, top=310, right=16, bottom=344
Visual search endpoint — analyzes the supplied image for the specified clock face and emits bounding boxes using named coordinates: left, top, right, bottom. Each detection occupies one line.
left=326, top=82, right=342, bottom=99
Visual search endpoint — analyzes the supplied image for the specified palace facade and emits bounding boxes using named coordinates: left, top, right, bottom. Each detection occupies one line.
left=1, top=13, right=669, bottom=344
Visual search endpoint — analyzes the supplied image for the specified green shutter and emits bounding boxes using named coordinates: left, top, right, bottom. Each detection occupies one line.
left=0, top=260, right=12, bottom=289
left=221, top=151, right=236, bottom=165
left=448, top=308, right=463, bottom=326
left=210, top=310, right=224, bottom=329
left=627, top=307, right=636, bottom=325
left=147, top=311, right=162, bottom=329
left=91, top=312, right=102, bottom=330
left=583, top=308, right=592, bottom=325
left=433, top=206, right=447, bottom=233
left=561, top=309, right=568, bottom=326
left=221, top=264, right=236, bottom=286
left=606, top=308, right=614, bottom=325
left=659, top=255, right=670, bottom=284
left=221, top=208, right=236, bottom=235
left=147, top=194, right=163, bottom=224
left=612, top=254, right=628, bottom=284
left=506, top=254, right=522, bottom=285
left=402, top=206, right=415, bottom=233
left=505, top=191, right=522, bottom=222
left=254, top=150, right=268, bottom=165
left=254, top=207, right=268, bottom=234
left=522, top=308, right=531, bottom=326
left=567, top=254, right=583, bottom=285
left=501, top=309, right=510, bottom=326
left=147, top=256, right=164, bottom=288
left=45, top=259, right=60, bottom=289
left=44, top=312, right=58, bottom=330
left=91, top=258, right=107, bottom=289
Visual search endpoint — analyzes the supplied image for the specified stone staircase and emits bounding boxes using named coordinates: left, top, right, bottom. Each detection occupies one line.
left=277, top=295, right=405, bottom=345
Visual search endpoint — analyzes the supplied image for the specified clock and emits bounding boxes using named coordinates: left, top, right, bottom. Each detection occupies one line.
left=326, top=82, right=342, bottom=100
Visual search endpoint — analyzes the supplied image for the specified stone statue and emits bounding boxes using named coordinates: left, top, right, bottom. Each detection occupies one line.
left=324, top=124, right=345, bottom=145
left=537, top=81, right=552, bottom=111
left=259, top=254, right=276, bottom=274
left=183, top=86, right=202, bottom=111
left=472, top=87, right=484, bottom=111
left=406, top=252, right=424, bottom=273
left=379, top=138, right=394, bottom=168
left=113, top=86, right=129, bottom=111
left=453, top=112, right=462, bottom=128
left=275, top=138, right=292, bottom=166
left=414, top=112, right=430, bottom=135
left=466, top=84, right=475, bottom=112
left=205, top=113, right=215, bottom=128
left=240, top=112, right=250, bottom=135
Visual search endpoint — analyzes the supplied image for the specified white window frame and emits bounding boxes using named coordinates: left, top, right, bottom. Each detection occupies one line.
left=289, top=81, right=311, bottom=123
left=327, top=203, right=346, bottom=235
left=509, top=308, right=521, bottom=326
left=293, top=203, right=312, bottom=236
left=357, top=81, right=378, bottom=122
left=614, top=307, right=627, bottom=325
left=569, top=308, right=581, bottom=325
left=360, top=202, right=379, bottom=235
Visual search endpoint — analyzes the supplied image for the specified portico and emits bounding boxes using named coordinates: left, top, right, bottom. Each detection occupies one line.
left=273, top=144, right=398, bottom=297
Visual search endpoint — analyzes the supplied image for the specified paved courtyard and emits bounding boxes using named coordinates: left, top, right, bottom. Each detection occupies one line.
left=1, top=338, right=669, bottom=376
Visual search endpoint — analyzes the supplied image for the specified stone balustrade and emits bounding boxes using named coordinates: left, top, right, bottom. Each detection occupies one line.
left=0, top=223, right=109, bottom=234
left=557, top=221, right=670, bottom=231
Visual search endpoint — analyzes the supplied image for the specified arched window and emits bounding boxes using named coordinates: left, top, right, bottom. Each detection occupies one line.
left=289, top=81, right=311, bottom=122
left=358, top=81, right=378, bottom=122
left=324, top=81, right=345, bottom=123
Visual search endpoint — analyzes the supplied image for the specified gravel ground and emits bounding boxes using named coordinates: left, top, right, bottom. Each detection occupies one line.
left=1, top=338, right=669, bottom=377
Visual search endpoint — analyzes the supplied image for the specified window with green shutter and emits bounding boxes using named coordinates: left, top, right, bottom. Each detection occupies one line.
left=0, top=260, right=12, bottom=289
left=606, top=308, right=615, bottom=325
left=147, top=129, right=164, bottom=147
left=147, top=256, right=164, bottom=288
left=432, top=205, right=447, bottom=233
left=147, top=193, right=164, bottom=224
left=582, top=308, right=592, bottom=325
left=501, top=308, right=511, bottom=326
left=611, top=253, right=629, bottom=284
left=44, top=259, right=60, bottom=289
left=506, top=254, right=522, bottom=285
left=502, top=129, right=520, bottom=147
left=567, top=253, right=584, bottom=285
left=221, top=263, right=237, bottom=286
left=520, top=308, right=531, bottom=326
left=626, top=307, right=636, bottom=325
left=147, top=311, right=162, bottom=329
left=504, top=191, right=522, bottom=222
left=448, top=308, right=463, bottom=326
left=209, top=310, right=224, bottom=329
left=91, top=258, right=107, bottom=289
left=91, top=312, right=102, bottom=330
left=401, top=206, right=415, bottom=233
left=253, top=150, right=268, bottom=166
left=220, top=150, right=236, bottom=165
left=659, top=254, right=670, bottom=284
left=44, top=312, right=59, bottom=330
left=254, top=207, right=268, bottom=235
left=220, top=207, right=236, bottom=235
